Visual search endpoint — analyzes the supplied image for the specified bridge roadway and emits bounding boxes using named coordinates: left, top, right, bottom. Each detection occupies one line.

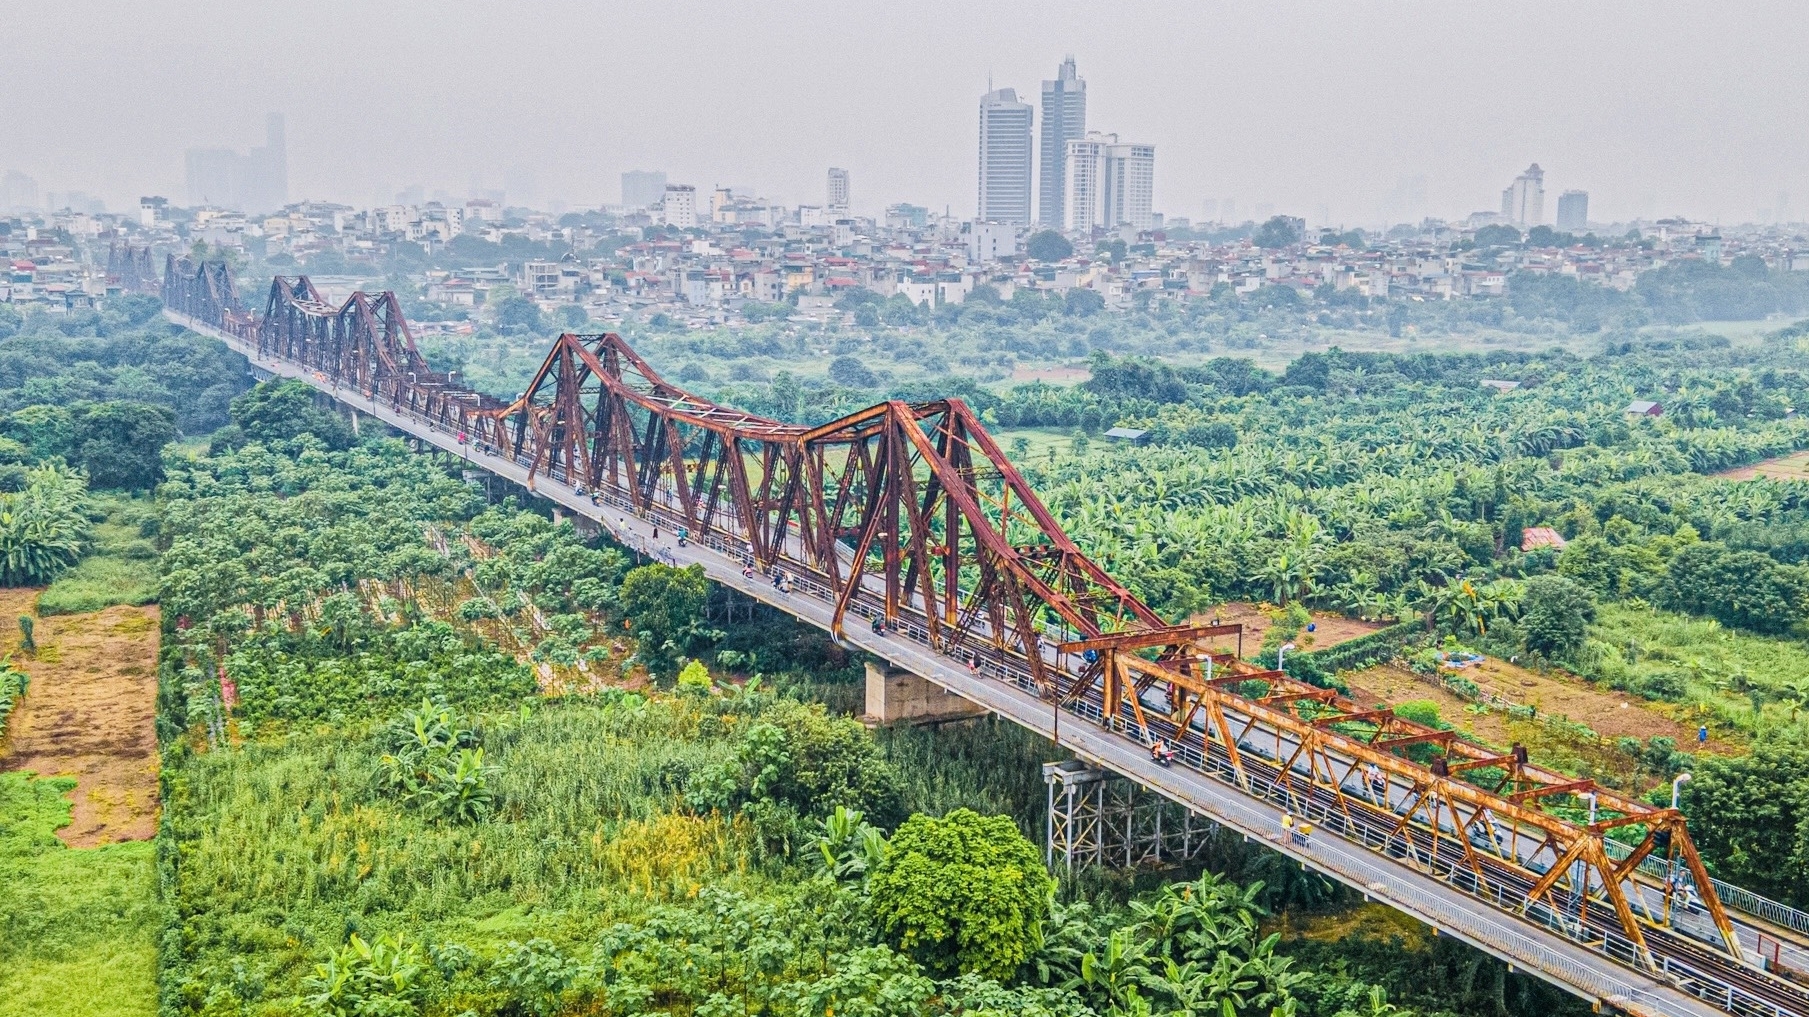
left=174, top=312, right=1801, bottom=1017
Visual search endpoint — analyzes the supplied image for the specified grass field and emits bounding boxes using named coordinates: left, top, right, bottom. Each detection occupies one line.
left=1589, top=601, right=1809, bottom=736
left=39, top=495, right=159, bottom=616
left=0, top=773, right=158, bottom=1017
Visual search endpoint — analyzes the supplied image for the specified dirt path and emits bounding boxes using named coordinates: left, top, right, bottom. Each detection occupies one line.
left=1188, top=601, right=1382, bottom=655
left=0, top=595, right=161, bottom=847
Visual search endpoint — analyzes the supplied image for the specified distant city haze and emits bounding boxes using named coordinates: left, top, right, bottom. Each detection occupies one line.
left=4, top=1, right=1807, bottom=225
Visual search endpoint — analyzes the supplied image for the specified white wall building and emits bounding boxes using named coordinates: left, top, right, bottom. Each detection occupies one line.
left=827, top=167, right=850, bottom=212
left=964, top=220, right=1017, bottom=263
left=1064, top=132, right=1156, bottom=232
left=662, top=184, right=697, bottom=228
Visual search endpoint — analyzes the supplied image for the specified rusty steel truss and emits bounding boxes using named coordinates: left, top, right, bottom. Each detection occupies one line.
left=162, top=255, right=251, bottom=335
left=166, top=269, right=1759, bottom=987
left=106, top=242, right=157, bottom=295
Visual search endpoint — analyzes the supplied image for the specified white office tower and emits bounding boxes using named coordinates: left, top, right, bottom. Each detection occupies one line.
left=977, top=87, right=1033, bottom=224
left=1064, top=132, right=1155, bottom=232
left=1500, top=164, right=1545, bottom=226
left=827, top=167, right=850, bottom=212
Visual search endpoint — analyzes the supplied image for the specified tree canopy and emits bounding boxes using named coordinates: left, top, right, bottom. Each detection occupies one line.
left=867, top=808, right=1053, bottom=979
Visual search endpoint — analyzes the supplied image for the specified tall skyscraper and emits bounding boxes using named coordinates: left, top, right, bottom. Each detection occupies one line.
left=1556, top=190, right=1589, bottom=232
left=183, top=112, right=287, bottom=212
left=2, top=169, right=41, bottom=212
left=827, top=167, right=850, bottom=212
left=621, top=170, right=667, bottom=209
left=252, top=112, right=288, bottom=212
left=1064, top=132, right=1155, bottom=232
left=977, top=87, right=1033, bottom=224
left=1500, top=163, right=1545, bottom=226
left=1038, top=56, right=1086, bottom=229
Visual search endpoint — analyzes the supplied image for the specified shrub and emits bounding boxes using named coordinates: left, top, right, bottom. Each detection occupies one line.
left=867, top=808, right=1053, bottom=979
left=1394, top=699, right=1443, bottom=728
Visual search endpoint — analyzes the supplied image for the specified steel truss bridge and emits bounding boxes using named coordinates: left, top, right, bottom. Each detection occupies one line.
left=160, top=258, right=1809, bottom=1017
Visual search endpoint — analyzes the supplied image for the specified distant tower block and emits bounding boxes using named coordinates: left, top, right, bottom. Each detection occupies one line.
left=863, top=661, right=988, bottom=726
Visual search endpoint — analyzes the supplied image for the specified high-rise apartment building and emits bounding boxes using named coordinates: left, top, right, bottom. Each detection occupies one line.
left=1038, top=56, right=1086, bottom=229
left=827, top=167, right=850, bottom=212
left=1064, top=132, right=1155, bottom=232
left=183, top=112, right=287, bottom=212
left=621, top=170, right=667, bottom=209
left=1, top=170, right=40, bottom=212
left=977, top=87, right=1033, bottom=224
left=662, top=184, right=697, bottom=228
left=1556, top=190, right=1589, bottom=232
left=1500, top=163, right=1545, bottom=226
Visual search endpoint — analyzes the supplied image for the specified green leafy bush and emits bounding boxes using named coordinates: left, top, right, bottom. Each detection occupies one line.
left=867, top=808, right=1053, bottom=979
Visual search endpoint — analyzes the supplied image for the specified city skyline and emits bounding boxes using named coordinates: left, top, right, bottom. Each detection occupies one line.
left=3, top=3, right=1808, bottom=226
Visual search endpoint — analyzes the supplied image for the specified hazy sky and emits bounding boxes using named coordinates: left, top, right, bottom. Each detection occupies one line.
left=5, top=1, right=1807, bottom=226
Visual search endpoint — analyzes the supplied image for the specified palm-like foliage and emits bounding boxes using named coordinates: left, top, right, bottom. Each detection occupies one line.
left=0, top=465, right=90, bottom=586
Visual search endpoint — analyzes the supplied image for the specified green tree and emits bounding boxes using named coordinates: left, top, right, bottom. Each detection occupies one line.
left=690, top=699, right=905, bottom=825
left=230, top=380, right=356, bottom=449
left=3, top=405, right=74, bottom=463
left=828, top=355, right=878, bottom=388
left=493, top=295, right=547, bottom=335
left=1519, top=574, right=1595, bottom=660
left=1026, top=230, right=1073, bottom=262
left=556, top=304, right=588, bottom=330
left=1254, top=215, right=1303, bottom=249
left=867, top=808, right=1053, bottom=979
left=1679, top=742, right=1809, bottom=906
left=74, top=401, right=176, bottom=490
left=1661, top=542, right=1808, bottom=634
left=619, top=563, right=713, bottom=678
left=1064, top=289, right=1105, bottom=317
left=1474, top=224, right=1522, bottom=247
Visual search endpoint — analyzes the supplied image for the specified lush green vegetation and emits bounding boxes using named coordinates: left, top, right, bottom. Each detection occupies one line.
left=32, top=289, right=1809, bottom=1013
left=133, top=412, right=1584, bottom=1017
left=37, top=493, right=160, bottom=614
left=0, top=773, right=159, bottom=1017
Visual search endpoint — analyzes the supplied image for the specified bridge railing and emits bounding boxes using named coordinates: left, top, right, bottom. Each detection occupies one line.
left=182, top=309, right=1809, bottom=1017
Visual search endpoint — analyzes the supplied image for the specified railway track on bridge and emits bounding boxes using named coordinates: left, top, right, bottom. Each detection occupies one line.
left=159, top=261, right=1809, bottom=1017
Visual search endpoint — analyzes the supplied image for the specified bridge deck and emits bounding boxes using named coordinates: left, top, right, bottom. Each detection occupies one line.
left=176, top=311, right=1798, bottom=1017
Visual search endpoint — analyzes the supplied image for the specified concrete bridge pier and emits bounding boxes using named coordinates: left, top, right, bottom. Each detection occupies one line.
left=862, top=662, right=989, bottom=726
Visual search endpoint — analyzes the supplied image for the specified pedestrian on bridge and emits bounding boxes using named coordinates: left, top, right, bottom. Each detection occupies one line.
left=1365, top=762, right=1387, bottom=805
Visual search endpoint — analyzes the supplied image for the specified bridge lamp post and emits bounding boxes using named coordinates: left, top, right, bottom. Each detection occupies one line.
left=1276, top=642, right=1296, bottom=673
left=1574, top=790, right=1598, bottom=901
left=1666, top=771, right=1692, bottom=915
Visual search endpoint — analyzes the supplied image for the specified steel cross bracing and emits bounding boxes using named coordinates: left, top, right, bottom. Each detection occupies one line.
left=106, top=242, right=158, bottom=296
left=163, top=266, right=1809, bottom=1017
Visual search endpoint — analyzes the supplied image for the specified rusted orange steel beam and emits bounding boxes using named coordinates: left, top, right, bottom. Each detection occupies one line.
left=163, top=262, right=1746, bottom=969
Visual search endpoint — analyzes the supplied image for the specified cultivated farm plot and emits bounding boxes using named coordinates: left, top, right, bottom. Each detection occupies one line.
left=1716, top=449, right=1809, bottom=481
left=1189, top=601, right=1382, bottom=657
left=1343, top=657, right=1721, bottom=752
left=0, top=594, right=161, bottom=846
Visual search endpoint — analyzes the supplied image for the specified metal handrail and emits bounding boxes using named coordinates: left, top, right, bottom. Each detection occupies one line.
left=179, top=313, right=1801, bottom=1017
